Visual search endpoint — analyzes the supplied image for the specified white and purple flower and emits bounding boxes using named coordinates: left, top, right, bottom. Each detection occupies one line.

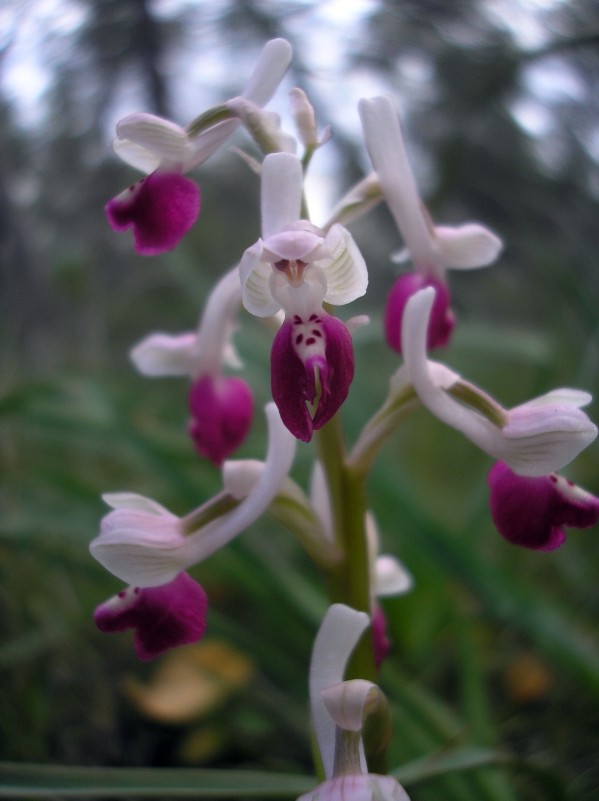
left=106, top=38, right=292, bottom=254
left=130, top=267, right=253, bottom=466
left=239, top=152, right=368, bottom=441
left=400, top=287, right=599, bottom=549
left=91, top=403, right=296, bottom=657
left=358, top=96, right=502, bottom=354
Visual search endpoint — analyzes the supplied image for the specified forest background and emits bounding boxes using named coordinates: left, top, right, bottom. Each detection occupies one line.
left=2, top=1, right=599, bottom=800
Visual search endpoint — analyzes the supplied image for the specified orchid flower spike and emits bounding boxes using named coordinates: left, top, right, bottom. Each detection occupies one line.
left=89, top=402, right=296, bottom=588
left=239, top=152, right=368, bottom=441
left=298, top=604, right=411, bottom=801
left=130, top=267, right=253, bottom=466
left=105, top=38, right=292, bottom=254
left=358, top=95, right=502, bottom=354
left=401, top=287, right=597, bottom=477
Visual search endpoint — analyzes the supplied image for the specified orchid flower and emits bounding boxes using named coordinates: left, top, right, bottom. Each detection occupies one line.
left=401, top=287, right=597, bottom=478
left=298, top=604, right=411, bottom=801
left=239, top=152, right=368, bottom=441
left=90, top=403, right=295, bottom=588
left=488, top=461, right=599, bottom=550
left=130, top=267, right=253, bottom=466
left=91, top=403, right=294, bottom=658
left=358, top=95, right=502, bottom=353
left=105, top=38, right=292, bottom=254
left=310, top=462, right=413, bottom=666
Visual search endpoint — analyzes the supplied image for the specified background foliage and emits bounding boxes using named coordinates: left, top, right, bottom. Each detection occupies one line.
left=1, top=1, right=599, bottom=799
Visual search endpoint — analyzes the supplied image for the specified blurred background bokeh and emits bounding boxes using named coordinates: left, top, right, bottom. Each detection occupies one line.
left=2, top=1, right=599, bottom=799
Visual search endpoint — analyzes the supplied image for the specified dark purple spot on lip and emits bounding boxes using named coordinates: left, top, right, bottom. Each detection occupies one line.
left=309, top=314, right=318, bottom=321
left=306, top=337, right=316, bottom=346
left=550, top=475, right=558, bottom=483
left=312, top=329, right=322, bottom=337
left=295, top=334, right=303, bottom=345
left=118, top=590, right=126, bottom=599
left=293, top=315, right=302, bottom=324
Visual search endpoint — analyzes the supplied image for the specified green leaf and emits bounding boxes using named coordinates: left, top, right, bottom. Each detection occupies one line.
left=0, top=763, right=313, bottom=799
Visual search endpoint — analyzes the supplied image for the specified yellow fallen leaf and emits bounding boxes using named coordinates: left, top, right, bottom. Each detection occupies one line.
left=123, top=640, right=255, bottom=724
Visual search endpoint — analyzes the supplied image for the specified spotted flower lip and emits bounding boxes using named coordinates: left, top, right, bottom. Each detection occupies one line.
left=402, top=287, right=598, bottom=476
left=94, top=572, right=208, bottom=660
left=488, top=461, right=599, bottom=550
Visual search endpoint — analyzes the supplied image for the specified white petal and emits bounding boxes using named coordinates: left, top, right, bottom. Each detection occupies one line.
left=181, top=403, right=296, bottom=564
left=194, top=266, right=243, bottom=374
left=222, top=459, right=263, bottom=499
left=261, top=152, right=303, bottom=240
left=101, top=492, right=173, bottom=516
left=359, top=97, right=440, bottom=272
left=434, top=223, right=503, bottom=269
left=519, top=388, right=593, bottom=409
left=322, top=679, right=379, bottom=732
left=310, top=604, right=370, bottom=780
left=112, top=139, right=161, bottom=173
left=374, top=555, right=413, bottom=597
left=320, top=224, right=369, bottom=306
left=239, top=241, right=281, bottom=318
left=90, top=527, right=185, bottom=587
left=130, top=333, right=198, bottom=377
left=185, top=119, right=240, bottom=170
left=115, top=113, right=191, bottom=168
left=241, top=38, right=293, bottom=106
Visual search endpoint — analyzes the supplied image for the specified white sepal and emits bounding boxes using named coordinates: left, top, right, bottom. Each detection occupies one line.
left=261, top=152, right=304, bottom=240
left=434, top=223, right=503, bottom=269
left=222, top=459, right=263, bottom=500
left=320, top=224, right=369, bottom=306
left=130, top=333, right=198, bottom=377
left=374, top=555, right=413, bottom=597
left=114, top=113, right=192, bottom=171
left=240, top=38, right=293, bottom=106
left=101, top=492, right=173, bottom=516
left=322, top=679, right=379, bottom=733
left=239, top=241, right=281, bottom=317
left=359, top=96, right=440, bottom=272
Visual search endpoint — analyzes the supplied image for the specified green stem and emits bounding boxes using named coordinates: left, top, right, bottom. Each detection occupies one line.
left=315, top=415, right=376, bottom=684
